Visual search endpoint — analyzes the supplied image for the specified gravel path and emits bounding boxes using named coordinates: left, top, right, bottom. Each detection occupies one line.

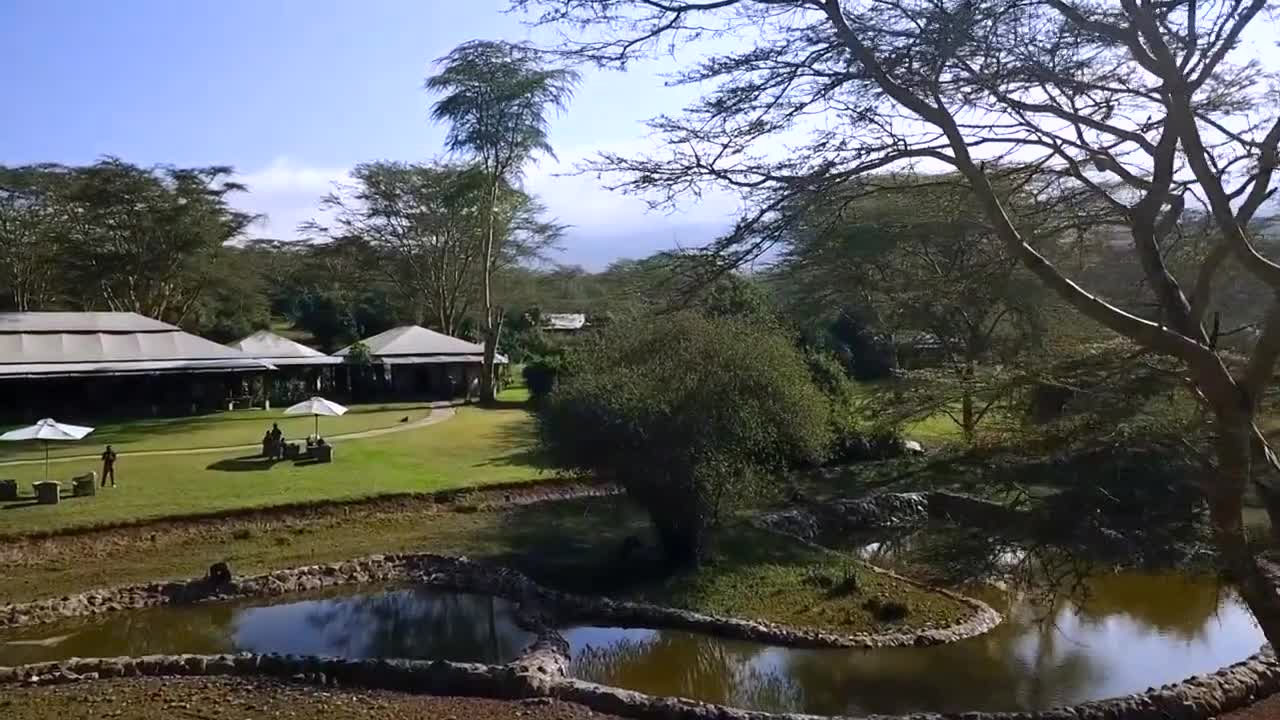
left=0, top=676, right=622, bottom=720
left=0, top=403, right=458, bottom=468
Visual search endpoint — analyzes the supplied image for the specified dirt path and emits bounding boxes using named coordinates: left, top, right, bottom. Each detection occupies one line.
left=1222, top=694, right=1280, bottom=719
left=0, top=676, right=621, bottom=720
left=0, top=404, right=458, bottom=468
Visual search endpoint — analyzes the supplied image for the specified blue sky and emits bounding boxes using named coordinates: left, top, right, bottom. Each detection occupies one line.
left=0, top=0, right=738, bottom=268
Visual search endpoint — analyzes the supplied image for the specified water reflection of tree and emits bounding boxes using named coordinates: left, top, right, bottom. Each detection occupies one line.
left=1071, top=573, right=1225, bottom=640
left=288, top=588, right=533, bottom=663
left=571, top=631, right=801, bottom=712
left=0, top=604, right=236, bottom=666
left=783, top=629, right=1095, bottom=716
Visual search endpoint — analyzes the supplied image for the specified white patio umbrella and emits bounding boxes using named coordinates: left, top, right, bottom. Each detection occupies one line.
left=1, top=418, right=95, bottom=482
left=282, top=396, right=348, bottom=438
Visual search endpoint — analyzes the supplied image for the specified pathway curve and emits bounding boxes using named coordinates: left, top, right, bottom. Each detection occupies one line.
left=0, top=402, right=460, bottom=468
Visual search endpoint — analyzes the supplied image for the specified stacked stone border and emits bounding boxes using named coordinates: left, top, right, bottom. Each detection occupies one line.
left=2, top=552, right=1278, bottom=719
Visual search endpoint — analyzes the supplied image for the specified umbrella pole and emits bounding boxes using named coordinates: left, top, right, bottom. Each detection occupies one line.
left=44, top=441, right=49, bottom=483
left=314, top=414, right=319, bottom=439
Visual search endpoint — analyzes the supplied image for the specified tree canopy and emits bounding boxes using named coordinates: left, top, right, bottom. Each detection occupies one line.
left=514, top=0, right=1280, bottom=647
left=537, top=312, right=831, bottom=565
left=427, top=40, right=580, bottom=401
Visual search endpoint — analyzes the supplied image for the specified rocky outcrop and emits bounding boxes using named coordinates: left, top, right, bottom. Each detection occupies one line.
left=760, top=491, right=1024, bottom=538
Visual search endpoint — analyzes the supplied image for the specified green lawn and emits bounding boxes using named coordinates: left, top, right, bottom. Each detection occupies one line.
left=0, top=405, right=543, bottom=536
left=0, top=402, right=438, bottom=463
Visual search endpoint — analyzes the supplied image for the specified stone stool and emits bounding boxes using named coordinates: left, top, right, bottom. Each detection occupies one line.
left=72, top=473, right=97, bottom=497
left=314, top=445, right=333, bottom=463
left=0, top=478, right=17, bottom=501
left=33, top=481, right=60, bottom=505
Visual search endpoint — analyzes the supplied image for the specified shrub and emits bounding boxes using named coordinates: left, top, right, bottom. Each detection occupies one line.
left=863, top=596, right=910, bottom=622
left=523, top=353, right=566, bottom=400
left=538, top=312, right=832, bottom=566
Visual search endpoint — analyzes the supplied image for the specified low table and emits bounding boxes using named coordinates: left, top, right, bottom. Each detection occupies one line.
left=33, top=481, right=60, bottom=505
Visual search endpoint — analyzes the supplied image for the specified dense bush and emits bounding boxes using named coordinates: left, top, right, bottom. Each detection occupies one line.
left=538, top=312, right=832, bottom=565
left=523, top=353, right=566, bottom=400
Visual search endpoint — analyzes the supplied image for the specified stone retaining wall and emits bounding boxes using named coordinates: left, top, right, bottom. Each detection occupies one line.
left=0, top=552, right=999, bottom=649
left=4, top=643, right=1277, bottom=720
left=3, top=552, right=1279, bottom=720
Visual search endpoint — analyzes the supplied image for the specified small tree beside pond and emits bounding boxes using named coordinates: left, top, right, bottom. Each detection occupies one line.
left=537, top=312, right=831, bottom=566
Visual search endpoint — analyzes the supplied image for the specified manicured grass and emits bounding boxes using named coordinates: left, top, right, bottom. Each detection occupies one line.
left=0, top=406, right=543, bottom=536
left=0, top=402, right=438, bottom=463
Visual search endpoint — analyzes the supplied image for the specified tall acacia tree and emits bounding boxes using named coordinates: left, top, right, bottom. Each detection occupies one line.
left=0, top=165, right=67, bottom=311
left=306, top=161, right=562, bottom=336
left=781, top=178, right=1048, bottom=443
left=515, top=1, right=1280, bottom=646
left=61, top=158, right=254, bottom=323
left=427, top=40, right=580, bottom=402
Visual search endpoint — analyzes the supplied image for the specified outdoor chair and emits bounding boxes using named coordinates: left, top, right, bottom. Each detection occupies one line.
left=72, top=472, right=97, bottom=497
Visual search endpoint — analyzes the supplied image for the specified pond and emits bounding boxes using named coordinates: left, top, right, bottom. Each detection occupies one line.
left=0, top=587, right=537, bottom=667
left=563, top=572, right=1265, bottom=715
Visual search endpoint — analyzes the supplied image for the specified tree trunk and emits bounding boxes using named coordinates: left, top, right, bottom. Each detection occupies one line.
left=653, top=518, right=703, bottom=569
left=1210, top=410, right=1280, bottom=650
left=479, top=181, right=499, bottom=404
left=1257, top=483, right=1280, bottom=546
left=961, top=390, right=975, bottom=445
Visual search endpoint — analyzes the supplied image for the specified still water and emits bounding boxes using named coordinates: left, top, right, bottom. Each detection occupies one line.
left=0, top=588, right=536, bottom=667
left=564, top=573, right=1265, bottom=715
left=0, top=576, right=1264, bottom=715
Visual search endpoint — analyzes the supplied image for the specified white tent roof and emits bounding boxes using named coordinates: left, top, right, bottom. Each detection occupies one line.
left=228, top=330, right=342, bottom=367
left=334, top=325, right=507, bottom=363
left=0, top=312, right=275, bottom=378
left=543, top=313, right=587, bottom=331
left=0, top=312, right=174, bottom=333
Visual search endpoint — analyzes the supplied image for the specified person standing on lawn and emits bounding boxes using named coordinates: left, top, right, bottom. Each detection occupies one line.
left=101, top=445, right=117, bottom=488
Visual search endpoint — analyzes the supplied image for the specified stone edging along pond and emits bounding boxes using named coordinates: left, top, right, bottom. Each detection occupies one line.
left=2, top=553, right=1279, bottom=720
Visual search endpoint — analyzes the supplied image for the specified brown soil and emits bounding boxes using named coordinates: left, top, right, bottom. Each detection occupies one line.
left=0, top=676, right=622, bottom=720
left=1222, top=693, right=1280, bottom=719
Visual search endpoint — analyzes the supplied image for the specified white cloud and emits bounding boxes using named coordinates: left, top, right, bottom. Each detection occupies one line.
left=231, top=149, right=743, bottom=266
left=233, top=157, right=350, bottom=240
